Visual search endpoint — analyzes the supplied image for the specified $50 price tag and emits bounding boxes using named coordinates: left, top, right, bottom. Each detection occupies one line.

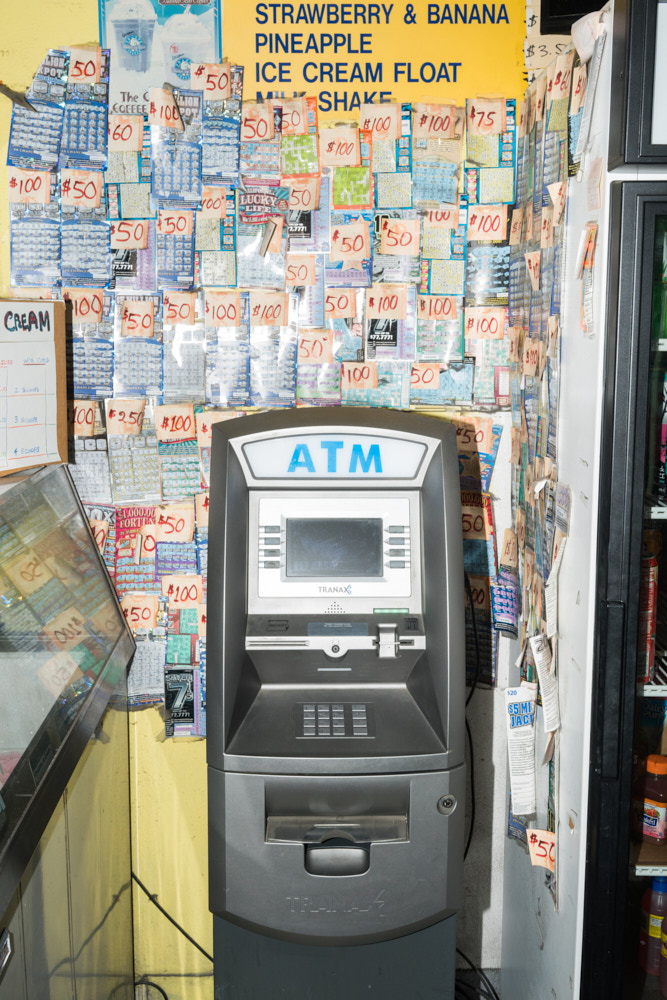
left=120, top=299, right=154, bottom=338
left=411, top=363, right=440, bottom=389
left=278, top=97, right=309, bottom=136
left=298, top=329, right=334, bottom=364
left=325, top=288, right=356, bottom=318
left=121, top=594, right=160, bottom=630
left=157, top=209, right=194, bottom=236
left=110, top=219, right=149, bottom=249
left=163, top=291, right=197, bottom=325
left=68, top=46, right=102, bottom=83
left=288, top=175, right=320, bottom=210
left=61, top=169, right=103, bottom=209
left=190, top=61, right=231, bottom=98
left=379, top=218, right=420, bottom=256
left=286, top=255, right=317, bottom=287
left=527, top=829, right=555, bottom=872
left=155, top=502, right=195, bottom=543
left=330, top=221, right=370, bottom=262
left=241, top=103, right=274, bottom=141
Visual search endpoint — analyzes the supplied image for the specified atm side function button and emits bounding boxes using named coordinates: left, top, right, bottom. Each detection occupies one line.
left=262, top=561, right=281, bottom=568
left=261, top=536, right=281, bottom=546
left=261, top=525, right=281, bottom=533
left=387, top=525, right=406, bottom=533
left=389, top=536, right=407, bottom=546
left=388, top=549, right=406, bottom=557
left=389, top=561, right=406, bottom=569
left=261, top=548, right=281, bottom=557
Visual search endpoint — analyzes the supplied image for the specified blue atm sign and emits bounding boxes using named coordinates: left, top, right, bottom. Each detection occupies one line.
left=241, top=432, right=428, bottom=479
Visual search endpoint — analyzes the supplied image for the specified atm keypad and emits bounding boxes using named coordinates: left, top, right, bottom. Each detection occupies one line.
left=296, top=703, right=375, bottom=738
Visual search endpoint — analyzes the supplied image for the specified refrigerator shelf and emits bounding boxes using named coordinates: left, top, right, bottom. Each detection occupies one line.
left=632, top=840, right=667, bottom=876
left=644, top=501, right=667, bottom=519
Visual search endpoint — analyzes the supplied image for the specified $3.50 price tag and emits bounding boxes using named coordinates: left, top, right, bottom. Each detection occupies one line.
left=467, top=98, right=506, bottom=136
left=155, top=403, right=196, bottom=443
left=162, top=574, right=203, bottom=608
left=298, top=329, right=334, bottom=364
left=199, top=185, right=227, bottom=219
left=413, top=103, right=456, bottom=140
left=360, top=103, right=399, bottom=140
left=157, top=209, right=194, bottom=237
left=465, top=306, right=506, bottom=340
left=205, top=290, right=241, bottom=327
left=8, top=166, right=50, bottom=204
left=467, top=204, right=507, bottom=242
left=286, top=255, right=317, bottom=287
left=417, top=295, right=457, bottom=321
left=248, top=290, right=288, bottom=327
left=163, top=291, right=197, bottom=325
left=120, top=299, right=154, bottom=338
left=289, top=175, right=320, bottom=210
left=380, top=218, right=420, bottom=256
left=106, top=398, right=145, bottom=436
left=121, top=593, right=160, bottom=630
left=108, top=114, right=144, bottom=152
left=241, top=103, right=274, bottom=141
left=110, top=219, right=149, bottom=250
left=64, top=287, right=104, bottom=324
left=72, top=400, right=96, bottom=437
left=330, top=221, right=370, bottom=262
left=148, top=87, right=183, bottom=130
left=190, top=61, right=231, bottom=98
left=341, top=361, right=378, bottom=389
left=320, top=126, right=360, bottom=166
left=366, top=284, right=407, bottom=320
left=61, top=169, right=103, bottom=209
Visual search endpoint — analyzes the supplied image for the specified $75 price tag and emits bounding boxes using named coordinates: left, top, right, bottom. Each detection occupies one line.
left=466, top=98, right=506, bottom=136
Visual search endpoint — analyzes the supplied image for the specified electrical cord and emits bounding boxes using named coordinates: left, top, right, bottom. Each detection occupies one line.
left=132, top=871, right=214, bottom=964
left=463, top=571, right=480, bottom=862
left=135, top=981, right=169, bottom=1000
left=464, top=716, right=475, bottom=861
left=456, top=947, right=501, bottom=1000
left=464, top=572, right=481, bottom=707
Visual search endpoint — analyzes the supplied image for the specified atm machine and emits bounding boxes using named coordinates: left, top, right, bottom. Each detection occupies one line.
left=207, top=408, right=465, bottom=999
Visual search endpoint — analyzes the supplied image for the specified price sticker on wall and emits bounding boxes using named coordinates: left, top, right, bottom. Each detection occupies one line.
left=88, top=518, right=109, bottom=554
left=61, top=169, right=103, bottom=209
left=465, top=307, right=506, bottom=340
left=72, top=400, right=96, bottom=437
left=360, top=103, right=399, bottom=140
left=248, top=290, right=288, bottom=327
left=467, top=204, right=507, bottom=242
left=190, top=61, right=231, bottom=98
left=330, top=221, right=370, bottom=263
left=37, top=652, right=81, bottom=698
left=162, top=574, right=203, bottom=608
left=324, top=288, right=356, bottom=318
left=417, top=295, right=458, bottom=321
left=508, top=326, right=521, bottom=364
left=527, top=829, right=555, bottom=872
left=509, top=206, right=523, bottom=246
left=500, top=528, right=518, bottom=569
left=44, top=606, right=89, bottom=651
left=148, top=87, right=183, bottom=130
left=467, top=98, right=505, bottom=136
left=155, top=403, right=196, bottom=443
left=522, top=337, right=539, bottom=377
left=68, top=46, right=102, bottom=83
left=241, top=103, right=274, bottom=141
left=5, top=550, right=53, bottom=597
left=453, top=416, right=493, bottom=454
left=163, top=291, right=197, bottom=326
left=413, top=103, right=456, bottom=140
left=108, top=114, right=144, bottom=152
left=426, top=205, right=459, bottom=230
left=195, top=410, right=234, bottom=449
left=120, top=299, right=154, bottom=338
left=121, top=593, right=160, bottom=630
left=320, top=126, right=361, bottom=166
left=379, top=218, right=420, bottom=256
left=110, top=219, right=149, bottom=250
left=411, top=363, right=440, bottom=390
left=548, top=182, right=565, bottom=224
left=341, top=361, right=378, bottom=390
left=8, top=166, right=51, bottom=204
left=279, top=96, right=309, bottom=136
left=205, top=290, right=241, bottom=327
left=288, top=175, right=320, bottom=211
left=195, top=491, right=210, bottom=529
left=106, top=398, right=145, bottom=436
left=199, top=185, right=227, bottom=219
left=286, top=255, right=317, bottom=287
left=461, top=501, right=490, bottom=541
left=297, top=329, right=334, bottom=365
left=135, top=522, right=157, bottom=562
left=541, top=206, right=554, bottom=249
left=157, top=209, right=194, bottom=236
left=570, top=64, right=587, bottom=116
left=366, top=283, right=407, bottom=320
left=64, top=288, right=104, bottom=324
left=525, top=250, right=541, bottom=291
left=467, top=574, right=491, bottom=612
left=155, top=502, right=195, bottom=543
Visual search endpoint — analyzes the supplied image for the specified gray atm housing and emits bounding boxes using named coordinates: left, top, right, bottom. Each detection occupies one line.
left=207, top=408, right=465, bottom=946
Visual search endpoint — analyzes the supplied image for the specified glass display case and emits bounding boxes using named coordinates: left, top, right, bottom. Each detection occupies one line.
left=0, top=464, right=134, bottom=919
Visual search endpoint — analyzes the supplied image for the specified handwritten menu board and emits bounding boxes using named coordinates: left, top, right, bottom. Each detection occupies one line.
left=0, top=300, right=68, bottom=475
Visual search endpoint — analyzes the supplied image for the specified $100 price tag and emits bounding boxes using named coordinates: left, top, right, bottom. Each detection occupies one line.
left=8, top=167, right=50, bottom=204
left=342, top=361, right=378, bottom=390
left=199, top=185, right=227, bottom=219
left=467, top=204, right=507, bottom=242
left=248, top=291, right=288, bottom=327
left=417, top=295, right=457, bottom=321
left=155, top=404, right=196, bottom=443
left=64, top=288, right=104, bottom=324
left=360, top=103, right=399, bottom=140
left=320, top=126, right=361, bottom=166
left=205, top=290, right=241, bottom=327
left=148, top=87, right=183, bottom=130
left=413, top=103, right=456, bottom=139
left=162, top=574, right=203, bottom=608
left=465, top=306, right=506, bottom=340
left=366, top=284, right=407, bottom=320
left=72, top=400, right=96, bottom=437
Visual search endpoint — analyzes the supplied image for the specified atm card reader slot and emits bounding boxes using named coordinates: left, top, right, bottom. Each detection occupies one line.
left=266, top=815, right=409, bottom=877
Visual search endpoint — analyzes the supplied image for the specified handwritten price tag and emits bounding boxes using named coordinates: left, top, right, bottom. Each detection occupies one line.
left=108, top=114, right=144, bottom=152
left=553, top=49, right=575, bottom=102
left=162, top=574, right=203, bottom=608
left=509, top=206, right=523, bottom=246
left=298, top=329, right=334, bottom=364
left=508, top=326, right=521, bottom=364
left=510, top=426, right=521, bottom=464
left=199, top=185, right=227, bottom=219
left=571, top=63, right=587, bottom=116
left=500, top=528, right=518, bottom=568
left=535, top=75, right=547, bottom=122
left=37, top=651, right=81, bottom=697
left=518, top=98, right=528, bottom=138
left=360, top=103, right=399, bottom=140
left=380, top=218, right=420, bottom=256
left=69, top=46, right=101, bottom=83
left=136, top=522, right=157, bottom=562
left=330, top=221, right=370, bottom=262
left=522, top=337, right=539, bottom=376
left=541, top=205, right=554, bottom=249
left=426, top=205, right=459, bottom=229
left=8, top=166, right=50, bottom=204
left=324, top=288, right=356, bottom=318
left=205, top=290, right=241, bottom=327
left=198, top=603, right=208, bottom=638
left=88, top=518, right=109, bottom=553
left=525, top=251, right=541, bottom=291
left=342, top=361, right=378, bottom=389
left=366, top=283, right=407, bottom=320
left=164, top=291, right=197, bottom=325
left=527, top=829, right=555, bottom=872
left=411, top=363, right=440, bottom=389
left=157, top=209, right=193, bottom=237
left=288, top=175, right=320, bottom=210
left=44, top=606, right=88, bottom=650
left=65, top=287, right=104, bottom=323
left=467, top=204, right=507, bottom=241
left=286, top=255, right=317, bottom=287
left=61, top=169, right=103, bottom=208
left=548, top=182, right=565, bottom=223
left=465, top=307, right=506, bottom=339
left=148, top=87, right=183, bottom=130
left=155, top=403, right=196, bottom=443
left=461, top=503, right=490, bottom=540
left=467, top=574, right=491, bottom=612
left=106, top=398, right=145, bottom=436
left=120, top=299, right=154, bottom=338
left=195, top=491, right=210, bottom=529
left=453, top=416, right=493, bottom=453
left=72, top=400, right=95, bottom=436
left=110, top=219, right=149, bottom=250
left=195, top=410, right=234, bottom=448
left=190, top=61, right=231, bottom=98
left=279, top=96, right=309, bottom=136
left=320, top=126, right=361, bottom=166
left=241, top=103, right=274, bottom=141
left=467, top=98, right=505, bottom=136
left=6, top=549, right=52, bottom=597
left=413, top=103, right=456, bottom=140
left=121, top=594, right=160, bottom=630
left=155, top=502, right=195, bottom=543
left=417, top=295, right=457, bottom=321
left=249, top=290, right=288, bottom=327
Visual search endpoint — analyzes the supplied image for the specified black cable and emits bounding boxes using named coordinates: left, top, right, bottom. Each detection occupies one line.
left=136, top=981, right=169, bottom=1000
left=132, top=871, right=214, bottom=964
left=464, top=716, right=475, bottom=860
left=464, top=572, right=481, bottom=707
left=456, top=947, right=501, bottom=1000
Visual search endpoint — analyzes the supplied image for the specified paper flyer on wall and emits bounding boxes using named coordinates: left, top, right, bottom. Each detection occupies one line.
left=99, top=0, right=222, bottom=115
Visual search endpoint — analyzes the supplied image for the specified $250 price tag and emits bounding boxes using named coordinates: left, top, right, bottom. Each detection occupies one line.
left=106, top=398, right=145, bottom=436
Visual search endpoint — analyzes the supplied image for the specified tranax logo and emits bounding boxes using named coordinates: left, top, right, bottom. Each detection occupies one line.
left=318, top=585, right=352, bottom=595
left=286, top=889, right=386, bottom=916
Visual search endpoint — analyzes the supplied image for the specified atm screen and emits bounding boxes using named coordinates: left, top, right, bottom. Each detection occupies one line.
left=285, top=518, right=384, bottom=578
